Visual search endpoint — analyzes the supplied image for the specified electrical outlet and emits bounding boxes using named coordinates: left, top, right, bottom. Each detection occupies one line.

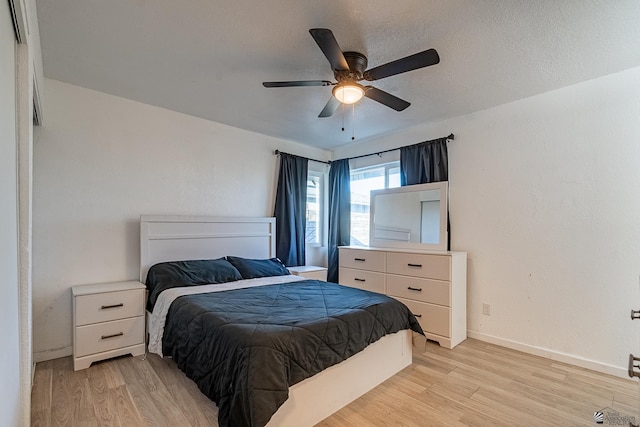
left=482, top=303, right=491, bottom=316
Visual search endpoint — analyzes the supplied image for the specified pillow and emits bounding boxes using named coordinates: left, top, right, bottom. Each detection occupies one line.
left=226, top=256, right=290, bottom=279
left=145, top=258, right=242, bottom=311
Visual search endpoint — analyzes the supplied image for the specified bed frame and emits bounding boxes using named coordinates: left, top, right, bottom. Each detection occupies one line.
left=140, top=215, right=413, bottom=426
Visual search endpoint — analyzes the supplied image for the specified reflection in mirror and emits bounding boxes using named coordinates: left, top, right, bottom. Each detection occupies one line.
left=370, top=182, right=448, bottom=251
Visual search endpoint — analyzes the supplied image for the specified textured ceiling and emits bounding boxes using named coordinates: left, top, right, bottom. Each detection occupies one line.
left=36, top=0, right=640, bottom=150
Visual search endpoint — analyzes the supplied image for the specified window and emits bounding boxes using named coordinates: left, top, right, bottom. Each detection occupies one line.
left=350, top=162, right=400, bottom=246
left=305, top=171, right=323, bottom=245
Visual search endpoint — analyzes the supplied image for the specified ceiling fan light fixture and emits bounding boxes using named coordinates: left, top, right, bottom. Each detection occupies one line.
left=333, top=82, right=364, bottom=104
left=263, top=29, right=436, bottom=117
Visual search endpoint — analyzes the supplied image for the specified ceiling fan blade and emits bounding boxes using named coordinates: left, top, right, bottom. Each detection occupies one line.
left=309, top=29, right=350, bottom=72
left=363, top=49, right=440, bottom=81
left=318, top=96, right=340, bottom=118
left=364, top=86, right=410, bottom=111
left=263, top=80, right=332, bottom=88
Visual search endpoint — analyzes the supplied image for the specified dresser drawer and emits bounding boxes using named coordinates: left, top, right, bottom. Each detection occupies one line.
left=339, top=267, right=385, bottom=294
left=386, top=274, right=450, bottom=306
left=339, top=248, right=386, bottom=272
left=395, top=297, right=450, bottom=338
left=75, top=289, right=145, bottom=326
left=386, top=252, right=451, bottom=281
left=74, top=316, right=145, bottom=358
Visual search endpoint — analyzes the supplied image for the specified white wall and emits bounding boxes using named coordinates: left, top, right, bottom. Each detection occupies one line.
left=333, top=66, right=640, bottom=376
left=32, top=79, right=330, bottom=360
left=0, top=1, right=21, bottom=424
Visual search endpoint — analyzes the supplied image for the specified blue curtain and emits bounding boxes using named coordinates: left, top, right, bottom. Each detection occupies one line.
left=327, top=159, right=350, bottom=283
left=400, top=137, right=449, bottom=248
left=274, top=153, right=308, bottom=266
left=400, top=137, right=448, bottom=185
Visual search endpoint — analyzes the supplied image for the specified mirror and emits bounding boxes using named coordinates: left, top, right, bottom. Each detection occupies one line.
left=369, top=181, right=448, bottom=251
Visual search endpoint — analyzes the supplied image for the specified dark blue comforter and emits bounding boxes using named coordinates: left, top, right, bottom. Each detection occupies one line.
left=162, top=279, right=423, bottom=427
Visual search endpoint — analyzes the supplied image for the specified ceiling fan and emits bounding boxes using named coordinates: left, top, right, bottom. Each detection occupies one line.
left=262, top=28, right=440, bottom=118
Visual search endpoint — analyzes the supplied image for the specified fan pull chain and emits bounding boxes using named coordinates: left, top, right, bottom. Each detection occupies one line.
left=351, top=104, right=355, bottom=140
left=341, top=102, right=345, bottom=132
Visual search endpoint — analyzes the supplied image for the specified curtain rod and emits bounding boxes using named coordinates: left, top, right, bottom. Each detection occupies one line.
left=274, top=133, right=454, bottom=165
left=273, top=150, right=330, bottom=165
left=343, top=133, right=454, bottom=162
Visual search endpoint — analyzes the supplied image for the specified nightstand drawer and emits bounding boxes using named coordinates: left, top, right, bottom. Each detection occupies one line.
left=394, top=297, right=450, bottom=338
left=75, top=289, right=144, bottom=326
left=386, top=252, right=451, bottom=281
left=339, top=267, right=385, bottom=293
left=339, top=248, right=386, bottom=272
left=386, top=274, right=450, bottom=306
left=75, top=316, right=145, bottom=357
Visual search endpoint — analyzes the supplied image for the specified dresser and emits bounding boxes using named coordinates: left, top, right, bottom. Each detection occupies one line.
left=72, top=280, right=146, bottom=370
left=339, top=246, right=467, bottom=349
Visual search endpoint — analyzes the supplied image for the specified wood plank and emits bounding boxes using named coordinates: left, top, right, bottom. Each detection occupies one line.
left=30, top=409, right=51, bottom=427
left=165, top=383, right=218, bottom=426
left=146, top=353, right=219, bottom=425
left=108, top=385, right=145, bottom=426
left=115, top=355, right=163, bottom=392
left=49, top=358, right=84, bottom=426
left=31, top=364, right=52, bottom=412
left=125, top=379, right=191, bottom=426
left=87, top=362, right=119, bottom=426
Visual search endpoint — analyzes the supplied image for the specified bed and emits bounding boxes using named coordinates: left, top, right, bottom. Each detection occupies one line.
left=140, top=215, right=422, bottom=427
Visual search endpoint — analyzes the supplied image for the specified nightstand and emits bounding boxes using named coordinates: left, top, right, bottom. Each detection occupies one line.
left=288, top=265, right=328, bottom=281
left=72, top=280, right=146, bottom=371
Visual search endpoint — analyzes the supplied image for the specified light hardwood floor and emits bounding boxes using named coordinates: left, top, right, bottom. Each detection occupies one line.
left=31, top=339, right=639, bottom=426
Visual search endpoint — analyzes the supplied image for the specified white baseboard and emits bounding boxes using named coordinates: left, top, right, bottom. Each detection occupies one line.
left=33, top=346, right=72, bottom=363
left=467, top=330, right=628, bottom=379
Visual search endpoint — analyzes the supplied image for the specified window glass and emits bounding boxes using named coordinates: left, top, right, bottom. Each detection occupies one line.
left=350, top=162, right=400, bottom=246
left=305, top=172, right=322, bottom=244
left=388, top=166, right=401, bottom=188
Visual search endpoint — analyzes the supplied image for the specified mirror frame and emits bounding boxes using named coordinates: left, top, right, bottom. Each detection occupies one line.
left=369, top=181, right=448, bottom=251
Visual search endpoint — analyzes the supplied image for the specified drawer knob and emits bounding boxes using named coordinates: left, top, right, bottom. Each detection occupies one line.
left=629, top=354, right=640, bottom=378
left=101, top=332, right=124, bottom=340
left=413, top=313, right=422, bottom=318
left=354, top=258, right=366, bottom=262
left=407, top=263, right=422, bottom=268
left=354, top=278, right=366, bottom=282
left=631, top=309, right=640, bottom=320
left=101, top=303, right=124, bottom=310
left=407, top=286, right=423, bottom=292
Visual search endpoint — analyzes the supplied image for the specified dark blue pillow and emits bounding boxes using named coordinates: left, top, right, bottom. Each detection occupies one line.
left=226, top=256, right=290, bottom=279
left=145, top=258, right=242, bottom=311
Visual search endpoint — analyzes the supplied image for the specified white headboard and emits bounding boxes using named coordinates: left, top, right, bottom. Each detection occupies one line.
left=140, top=215, right=276, bottom=283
